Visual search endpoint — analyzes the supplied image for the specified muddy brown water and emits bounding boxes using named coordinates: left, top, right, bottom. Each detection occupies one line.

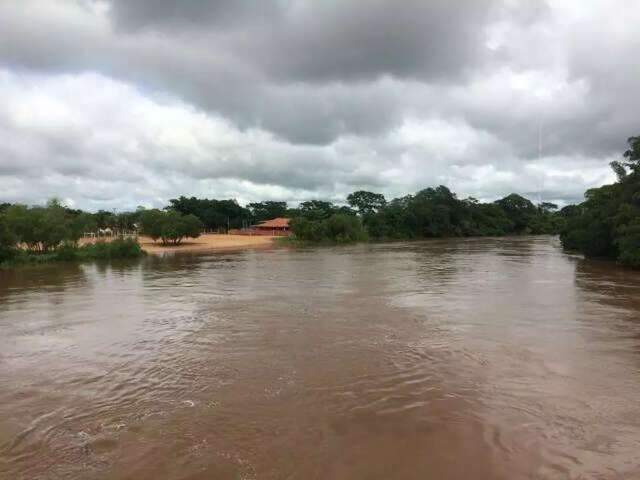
left=1, top=237, right=640, bottom=479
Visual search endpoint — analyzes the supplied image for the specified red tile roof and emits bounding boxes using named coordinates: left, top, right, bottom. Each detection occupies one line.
left=255, top=217, right=290, bottom=229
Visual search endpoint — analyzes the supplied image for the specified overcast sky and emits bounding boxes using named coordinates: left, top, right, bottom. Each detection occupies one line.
left=1, top=0, right=637, bottom=211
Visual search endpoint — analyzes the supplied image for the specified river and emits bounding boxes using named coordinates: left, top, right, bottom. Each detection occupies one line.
left=1, top=236, right=640, bottom=479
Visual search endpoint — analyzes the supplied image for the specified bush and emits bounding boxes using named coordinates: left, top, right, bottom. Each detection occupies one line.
left=326, top=214, right=369, bottom=243
left=105, top=238, right=144, bottom=259
left=291, top=214, right=367, bottom=244
left=1, top=238, right=146, bottom=267
left=54, top=242, right=80, bottom=261
left=290, top=217, right=328, bottom=242
left=78, top=238, right=144, bottom=260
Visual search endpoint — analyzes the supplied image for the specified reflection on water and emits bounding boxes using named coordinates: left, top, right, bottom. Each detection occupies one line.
left=1, top=237, right=640, bottom=479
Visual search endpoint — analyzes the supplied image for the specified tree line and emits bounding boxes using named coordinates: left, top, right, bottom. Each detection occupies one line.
left=286, top=188, right=563, bottom=244
left=164, top=191, right=564, bottom=244
left=559, top=136, right=640, bottom=267
left=0, top=187, right=564, bottom=264
left=0, top=202, right=211, bottom=265
left=0, top=199, right=144, bottom=264
left=0, top=196, right=298, bottom=264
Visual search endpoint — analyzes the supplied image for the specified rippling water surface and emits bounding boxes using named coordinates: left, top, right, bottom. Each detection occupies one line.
left=1, top=237, right=640, bottom=479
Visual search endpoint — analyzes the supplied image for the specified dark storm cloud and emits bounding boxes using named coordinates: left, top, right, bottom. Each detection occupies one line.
left=242, top=0, right=496, bottom=83
left=0, top=0, right=542, bottom=145
left=107, top=0, right=497, bottom=81
left=109, top=0, right=284, bottom=31
left=107, top=0, right=555, bottom=85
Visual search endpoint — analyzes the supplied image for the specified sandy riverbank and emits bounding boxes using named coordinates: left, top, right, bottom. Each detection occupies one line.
left=81, top=234, right=277, bottom=254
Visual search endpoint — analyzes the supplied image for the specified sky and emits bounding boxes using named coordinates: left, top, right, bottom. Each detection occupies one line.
left=0, top=0, right=637, bottom=211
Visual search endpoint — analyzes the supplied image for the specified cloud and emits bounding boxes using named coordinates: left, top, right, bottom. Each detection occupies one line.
left=107, top=0, right=499, bottom=81
left=0, top=0, right=635, bottom=210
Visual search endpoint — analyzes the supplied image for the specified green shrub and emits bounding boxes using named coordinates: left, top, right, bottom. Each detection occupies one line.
left=79, top=238, right=144, bottom=260
left=326, top=214, right=368, bottom=243
left=54, top=242, right=79, bottom=261
left=105, top=238, right=144, bottom=259
left=290, top=217, right=328, bottom=242
left=1, top=237, right=146, bottom=267
left=291, top=214, right=367, bottom=244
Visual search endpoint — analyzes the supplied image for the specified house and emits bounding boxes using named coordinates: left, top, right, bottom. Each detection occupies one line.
left=254, top=217, right=291, bottom=235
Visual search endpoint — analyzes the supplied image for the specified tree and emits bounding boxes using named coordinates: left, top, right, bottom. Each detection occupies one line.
left=623, top=136, right=640, bottom=171
left=610, top=160, right=628, bottom=182
left=248, top=201, right=288, bottom=222
left=347, top=191, right=386, bottom=216
left=94, top=210, right=117, bottom=229
left=139, top=209, right=165, bottom=242
left=616, top=219, right=640, bottom=267
left=298, top=200, right=337, bottom=221
left=160, top=212, right=202, bottom=245
left=364, top=195, right=417, bottom=239
left=560, top=135, right=640, bottom=266
left=495, top=194, right=537, bottom=233
left=465, top=203, right=513, bottom=236
left=539, top=202, right=558, bottom=213
left=609, top=136, right=640, bottom=181
left=69, top=213, right=97, bottom=243
left=5, top=203, right=70, bottom=253
left=168, top=196, right=251, bottom=231
left=140, top=209, right=203, bottom=245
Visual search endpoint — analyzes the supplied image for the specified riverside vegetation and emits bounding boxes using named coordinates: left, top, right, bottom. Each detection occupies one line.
left=1, top=135, right=638, bottom=267
left=559, top=136, right=640, bottom=267
left=0, top=189, right=562, bottom=266
left=0, top=199, right=145, bottom=266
